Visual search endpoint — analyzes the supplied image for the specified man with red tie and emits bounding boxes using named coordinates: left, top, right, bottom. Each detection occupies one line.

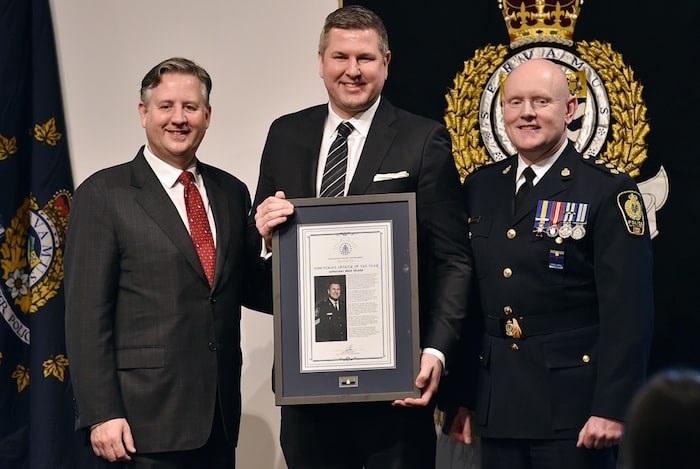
left=65, top=57, right=268, bottom=468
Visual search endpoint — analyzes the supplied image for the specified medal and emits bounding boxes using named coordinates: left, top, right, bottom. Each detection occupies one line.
left=559, top=202, right=575, bottom=238
left=547, top=201, right=564, bottom=237
left=571, top=202, right=589, bottom=240
left=533, top=200, right=550, bottom=236
left=559, top=224, right=572, bottom=238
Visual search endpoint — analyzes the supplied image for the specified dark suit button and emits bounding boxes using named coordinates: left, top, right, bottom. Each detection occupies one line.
left=208, top=341, right=217, bottom=351
left=209, top=297, right=217, bottom=304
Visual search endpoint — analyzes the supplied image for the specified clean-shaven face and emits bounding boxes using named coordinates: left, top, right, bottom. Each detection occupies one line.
left=502, top=59, right=576, bottom=164
left=319, top=28, right=390, bottom=119
left=139, top=72, right=211, bottom=169
left=328, top=284, right=341, bottom=301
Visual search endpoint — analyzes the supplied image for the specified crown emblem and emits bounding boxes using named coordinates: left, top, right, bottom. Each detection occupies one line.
left=498, top=0, right=583, bottom=48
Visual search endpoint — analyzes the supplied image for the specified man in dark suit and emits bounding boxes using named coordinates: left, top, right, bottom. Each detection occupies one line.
left=252, top=6, right=471, bottom=469
left=64, top=57, right=267, bottom=468
left=315, top=279, right=347, bottom=342
left=445, top=59, right=654, bottom=469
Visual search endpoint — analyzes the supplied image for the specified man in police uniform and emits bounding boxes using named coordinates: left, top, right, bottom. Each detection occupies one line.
left=315, top=280, right=347, bottom=342
left=445, top=59, right=654, bottom=469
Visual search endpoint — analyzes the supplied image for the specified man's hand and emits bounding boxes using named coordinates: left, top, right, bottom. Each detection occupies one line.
left=393, top=353, right=442, bottom=407
left=576, top=415, right=624, bottom=449
left=90, top=417, right=136, bottom=462
left=446, top=406, right=474, bottom=445
left=254, top=191, right=295, bottom=250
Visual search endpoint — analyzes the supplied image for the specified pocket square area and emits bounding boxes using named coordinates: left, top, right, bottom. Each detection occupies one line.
left=373, top=171, right=410, bottom=182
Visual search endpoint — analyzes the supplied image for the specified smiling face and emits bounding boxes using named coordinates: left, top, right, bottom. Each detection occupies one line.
left=319, top=27, right=390, bottom=119
left=327, top=283, right=341, bottom=301
left=138, top=72, right=211, bottom=169
left=502, top=59, right=577, bottom=164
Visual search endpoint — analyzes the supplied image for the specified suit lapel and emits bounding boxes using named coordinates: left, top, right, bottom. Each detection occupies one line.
left=512, top=144, right=577, bottom=225
left=200, top=165, right=229, bottom=290
left=130, top=151, right=209, bottom=286
left=302, top=107, right=328, bottom=197
left=348, top=99, right=398, bottom=195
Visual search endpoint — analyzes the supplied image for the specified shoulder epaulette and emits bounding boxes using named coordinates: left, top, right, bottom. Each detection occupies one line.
left=580, top=154, right=627, bottom=176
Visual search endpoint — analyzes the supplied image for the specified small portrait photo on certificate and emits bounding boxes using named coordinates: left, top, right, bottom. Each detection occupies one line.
left=314, top=276, right=348, bottom=343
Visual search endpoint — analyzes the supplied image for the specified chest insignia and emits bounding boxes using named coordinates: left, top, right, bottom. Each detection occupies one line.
left=534, top=200, right=589, bottom=240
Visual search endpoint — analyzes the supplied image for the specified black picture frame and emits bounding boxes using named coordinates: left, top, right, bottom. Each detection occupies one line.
left=272, top=193, right=420, bottom=404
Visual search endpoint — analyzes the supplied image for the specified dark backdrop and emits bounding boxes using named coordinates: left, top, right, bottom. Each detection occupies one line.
left=345, top=0, right=700, bottom=372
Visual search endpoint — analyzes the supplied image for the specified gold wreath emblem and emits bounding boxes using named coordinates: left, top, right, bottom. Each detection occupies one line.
left=576, top=41, right=649, bottom=178
left=0, top=192, right=71, bottom=313
left=445, top=41, right=649, bottom=180
left=445, top=44, right=510, bottom=182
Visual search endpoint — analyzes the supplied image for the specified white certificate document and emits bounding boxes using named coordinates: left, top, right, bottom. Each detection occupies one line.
left=297, top=221, right=396, bottom=373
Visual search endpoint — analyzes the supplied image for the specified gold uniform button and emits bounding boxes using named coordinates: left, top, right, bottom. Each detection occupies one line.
left=503, top=268, right=512, bottom=278
left=582, top=355, right=591, bottom=363
left=555, top=236, right=563, bottom=245
left=506, top=229, right=516, bottom=239
left=510, top=343, right=519, bottom=351
left=503, top=306, right=513, bottom=315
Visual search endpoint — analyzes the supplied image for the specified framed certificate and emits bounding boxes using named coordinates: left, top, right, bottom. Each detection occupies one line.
left=272, top=193, right=420, bottom=404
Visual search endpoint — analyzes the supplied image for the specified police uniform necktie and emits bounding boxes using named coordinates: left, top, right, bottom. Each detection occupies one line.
left=178, top=171, right=216, bottom=286
left=319, top=121, right=354, bottom=197
left=515, top=166, right=536, bottom=212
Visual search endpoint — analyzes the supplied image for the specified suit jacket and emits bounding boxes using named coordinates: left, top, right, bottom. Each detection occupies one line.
left=252, top=98, right=471, bottom=360
left=315, top=298, right=347, bottom=342
left=461, top=143, right=654, bottom=439
left=64, top=148, right=267, bottom=453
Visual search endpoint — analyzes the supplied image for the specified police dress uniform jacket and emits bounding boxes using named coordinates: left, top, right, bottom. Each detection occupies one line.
left=315, top=298, right=347, bottom=342
left=65, top=149, right=269, bottom=453
left=251, top=98, right=472, bottom=467
left=462, top=142, right=654, bottom=439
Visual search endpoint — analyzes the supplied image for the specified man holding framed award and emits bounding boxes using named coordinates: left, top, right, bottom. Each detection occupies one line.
left=251, top=5, right=472, bottom=469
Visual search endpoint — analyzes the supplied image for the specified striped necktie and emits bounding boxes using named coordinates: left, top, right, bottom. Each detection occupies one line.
left=319, top=121, right=354, bottom=197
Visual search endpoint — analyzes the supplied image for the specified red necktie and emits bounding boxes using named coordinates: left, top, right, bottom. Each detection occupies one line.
left=178, top=171, right=216, bottom=286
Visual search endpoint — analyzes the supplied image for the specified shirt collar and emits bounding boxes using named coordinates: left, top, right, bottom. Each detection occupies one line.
left=325, top=95, right=381, bottom=139
left=143, top=145, right=199, bottom=189
left=516, top=139, right=569, bottom=185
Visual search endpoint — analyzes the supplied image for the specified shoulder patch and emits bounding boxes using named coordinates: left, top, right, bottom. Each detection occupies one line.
left=617, top=190, right=645, bottom=236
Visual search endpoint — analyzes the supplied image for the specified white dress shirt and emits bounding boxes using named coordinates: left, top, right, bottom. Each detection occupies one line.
left=142, top=145, right=217, bottom=247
